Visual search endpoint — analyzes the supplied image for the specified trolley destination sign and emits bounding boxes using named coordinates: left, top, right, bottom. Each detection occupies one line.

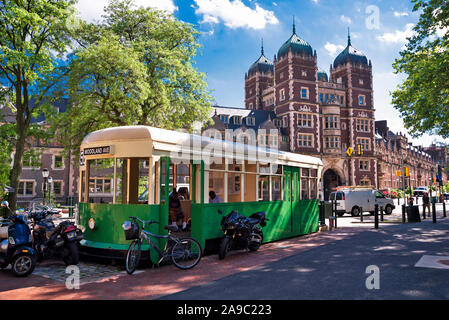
left=84, top=146, right=113, bottom=156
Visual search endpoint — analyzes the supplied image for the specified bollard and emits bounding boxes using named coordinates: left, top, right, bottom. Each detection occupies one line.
left=422, top=203, right=426, bottom=220
left=380, top=206, right=384, bottom=222
left=333, top=200, right=338, bottom=228
left=443, top=201, right=446, bottom=218
left=319, top=201, right=326, bottom=226
left=432, top=202, right=437, bottom=224
left=402, top=205, right=406, bottom=224
left=360, top=207, right=364, bottom=222
left=398, top=197, right=400, bottom=206
left=374, top=204, right=379, bottom=229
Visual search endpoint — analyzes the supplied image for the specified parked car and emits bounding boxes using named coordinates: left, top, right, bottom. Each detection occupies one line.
left=414, top=187, right=428, bottom=197
left=329, top=188, right=396, bottom=217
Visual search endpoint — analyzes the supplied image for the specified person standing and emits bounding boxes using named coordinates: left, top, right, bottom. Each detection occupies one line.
left=423, top=192, right=431, bottom=217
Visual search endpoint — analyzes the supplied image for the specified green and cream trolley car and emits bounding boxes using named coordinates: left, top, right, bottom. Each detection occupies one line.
left=78, top=126, right=323, bottom=263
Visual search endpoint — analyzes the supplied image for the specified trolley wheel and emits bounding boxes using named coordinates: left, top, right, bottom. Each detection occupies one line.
left=125, top=240, right=141, bottom=275
left=171, top=237, right=202, bottom=270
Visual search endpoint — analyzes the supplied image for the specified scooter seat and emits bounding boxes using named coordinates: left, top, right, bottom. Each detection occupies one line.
left=246, top=218, right=261, bottom=226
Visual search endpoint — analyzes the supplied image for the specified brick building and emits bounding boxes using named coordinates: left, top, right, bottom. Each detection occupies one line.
left=374, top=121, right=443, bottom=190
left=210, top=26, right=447, bottom=199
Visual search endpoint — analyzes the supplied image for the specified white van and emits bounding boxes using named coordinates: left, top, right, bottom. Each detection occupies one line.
left=329, top=188, right=396, bottom=217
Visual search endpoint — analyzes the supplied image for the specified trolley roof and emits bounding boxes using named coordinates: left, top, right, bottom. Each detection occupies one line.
left=81, top=126, right=323, bottom=168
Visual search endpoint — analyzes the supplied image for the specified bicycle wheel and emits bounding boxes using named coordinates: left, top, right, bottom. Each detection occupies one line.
left=125, top=239, right=141, bottom=275
left=171, top=237, right=202, bottom=270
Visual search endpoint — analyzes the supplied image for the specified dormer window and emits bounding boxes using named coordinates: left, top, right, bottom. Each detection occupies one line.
left=232, top=116, right=242, bottom=125
left=274, top=119, right=282, bottom=128
left=220, top=115, right=229, bottom=124
left=246, top=117, right=255, bottom=126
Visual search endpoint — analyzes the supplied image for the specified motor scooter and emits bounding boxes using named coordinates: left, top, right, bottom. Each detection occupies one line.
left=217, top=209, right=269, bottom=260
left=0, top=201, right=36, bottom=277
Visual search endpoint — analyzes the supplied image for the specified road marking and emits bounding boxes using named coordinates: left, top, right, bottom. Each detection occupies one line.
left=415, top=255, right=449, bottom=270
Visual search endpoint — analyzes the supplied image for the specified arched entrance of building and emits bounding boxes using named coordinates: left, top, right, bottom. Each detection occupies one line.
left=323, top=169, right=343, bottom=201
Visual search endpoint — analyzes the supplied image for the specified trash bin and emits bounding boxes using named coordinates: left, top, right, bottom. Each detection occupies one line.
left=406, top=206, right=421, bottom=223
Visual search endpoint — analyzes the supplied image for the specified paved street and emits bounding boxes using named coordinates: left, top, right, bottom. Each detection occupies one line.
left=1, top=205, right=449, bottom=300
left=160, top=217, right=449, bottom=300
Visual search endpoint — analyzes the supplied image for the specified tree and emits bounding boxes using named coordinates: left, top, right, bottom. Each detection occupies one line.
left=392, top=0, right=449, bottom=138
left=53, top=0, right=214, bottom=160
left=0, top=0, right=77, bottom=210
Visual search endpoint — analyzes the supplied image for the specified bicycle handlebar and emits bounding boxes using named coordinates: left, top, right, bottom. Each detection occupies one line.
left=128, top=217, right=160, bottom=225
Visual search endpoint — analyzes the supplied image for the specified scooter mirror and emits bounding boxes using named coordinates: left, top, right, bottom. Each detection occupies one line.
left=1, top=201, right=9, bottom=208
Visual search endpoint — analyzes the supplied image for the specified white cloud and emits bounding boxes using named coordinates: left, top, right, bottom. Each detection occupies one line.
left=193, top=0, right=279, bottom=30
left=340, top=15, right=352, bottom=24
left=324, top=42, right=345, bottom=56
left=76, top=0, right=177, bottom=22
left=377, top=23, right=415, bottom=44
left=394, top=11, right=409, bottom=17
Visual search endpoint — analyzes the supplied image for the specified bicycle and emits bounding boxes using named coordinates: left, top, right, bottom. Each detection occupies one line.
left=122, top=217, right=203, bottom=275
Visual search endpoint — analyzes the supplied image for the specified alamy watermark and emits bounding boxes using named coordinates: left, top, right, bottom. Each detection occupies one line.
left=365, top=265, right=380, bottom=290
left=65, top=265, right=80, bottom=290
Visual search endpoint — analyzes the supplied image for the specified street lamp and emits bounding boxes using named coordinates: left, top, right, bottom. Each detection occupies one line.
left=42, top=169, right=49, bottom=205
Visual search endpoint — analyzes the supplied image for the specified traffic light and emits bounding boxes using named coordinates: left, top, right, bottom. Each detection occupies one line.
left=357, top=144, right=363, bottom=155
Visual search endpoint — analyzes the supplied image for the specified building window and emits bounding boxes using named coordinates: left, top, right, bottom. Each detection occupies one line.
left=359, top=79, right=364, bottom=86
left=298, top=134, right=313, bottom=148
left=325, top=116, right=339, bottom=129
left=298, top=113, right=313, bottom=128
left=359, top=160, right=369, bottom=171
left=359, top=95, right=366, bottom=106
left=356, top=119, right=370, bottom=132
left=325, top=136, right=340, bottom=149
left=18, top=181, right=34, bottom=196
left=341, top=122, right=347, bottom=130
left=246, top=117, right=255, bottom=126
left=360, top=178, right=371, bottom=186
left=357, top=138, right=370, bottom=152
left=320, top=93, right=324, bottom=103
left=249, top=103, right=253, bottom=110
left=280, top=89, right=285, bottom=101
left=220, top=115, right=229, bottom=124
left=53, top=155, right=64, bottom=170
left=53, top=181, right=63, bottom=195
left=301, top=87, right=309, bottom=100
left=301, top=70, right=307, bottom=77
left=283, top=116, right=288, bottom=128
left=273, top=119, right=282, bottom=128
left=89, top=178, right=113, bottom=194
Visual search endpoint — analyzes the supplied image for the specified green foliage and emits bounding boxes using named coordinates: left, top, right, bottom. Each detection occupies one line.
left=392, top=0, right=449, bottom=138
left=53, top=0, right=214, bottom=161
left=0, top=0, right=77, bottom=210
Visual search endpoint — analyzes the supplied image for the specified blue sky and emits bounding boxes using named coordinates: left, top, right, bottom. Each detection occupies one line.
left=75, top=0, right=446, bottom=147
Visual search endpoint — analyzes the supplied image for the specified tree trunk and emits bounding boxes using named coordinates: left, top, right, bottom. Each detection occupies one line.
left=8, top=83, right=28, bottom=213
left=8, top=127, right=26, bottom=213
